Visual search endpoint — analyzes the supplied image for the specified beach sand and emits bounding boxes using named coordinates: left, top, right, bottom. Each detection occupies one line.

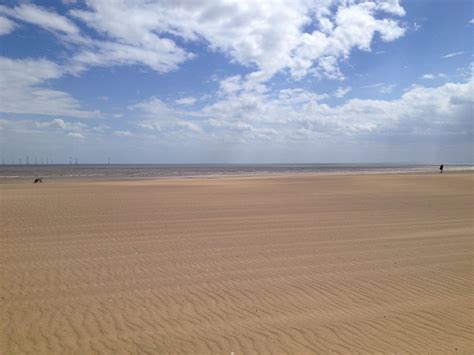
left=1, top=172, right=473, bottom=353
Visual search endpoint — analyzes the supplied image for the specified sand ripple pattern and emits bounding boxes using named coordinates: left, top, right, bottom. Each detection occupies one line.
left=1, top=173, right=473, bottom=353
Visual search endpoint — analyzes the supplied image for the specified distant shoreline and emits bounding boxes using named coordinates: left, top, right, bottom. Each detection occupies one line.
left=1, top=165, right=472, bottom=184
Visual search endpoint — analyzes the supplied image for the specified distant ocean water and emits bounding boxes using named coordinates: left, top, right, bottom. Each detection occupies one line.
left=0, top=164, right=472, bottom=182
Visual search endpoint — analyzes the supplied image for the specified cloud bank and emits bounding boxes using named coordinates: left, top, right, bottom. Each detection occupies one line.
left=0, top=1, right=472, bottom=163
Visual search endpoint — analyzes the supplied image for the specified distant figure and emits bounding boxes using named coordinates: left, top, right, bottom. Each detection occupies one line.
left=439, top=164, right=444, bottom=174
left=33, top=177, right=43, bottom=183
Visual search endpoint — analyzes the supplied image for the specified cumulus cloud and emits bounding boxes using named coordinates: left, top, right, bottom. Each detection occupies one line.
left=0, top=57, right=100, bottom=118
left=218, top=75, right=246, bottom=96
left=0, top=3, right=190, bottom=74
left=0, top=15, right=15, bottom=35
left=129, top=73, right=472, bottom=143
left=71, top=0, right=311, bottom=78
left=66, top=0, right=406, bottom=80
left=320, top=80, right=471, bottom=135
left=377, top=0, right=406, bottom=16
left=0, top=1, right=407, bottom=81
left=213, top=77, right=471, bottom=137
left=3, top=74, right=471, bottom=160
left=291, top=1, right=406, bottom=79
left=2, top=0, right=470, bottom=163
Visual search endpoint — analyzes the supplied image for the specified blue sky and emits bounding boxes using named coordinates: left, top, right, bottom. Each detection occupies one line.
left=0, top=0, right=472, bottom=164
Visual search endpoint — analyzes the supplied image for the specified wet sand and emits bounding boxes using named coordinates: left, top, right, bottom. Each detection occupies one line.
left=1, top=172, right=473, bottom=353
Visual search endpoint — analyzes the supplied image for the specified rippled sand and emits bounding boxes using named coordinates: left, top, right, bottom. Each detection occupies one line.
left=1, top=173, right=473, bottom=353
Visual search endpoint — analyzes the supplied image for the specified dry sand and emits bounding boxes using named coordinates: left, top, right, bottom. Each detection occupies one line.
left=1, top=172, right=473, bottom=353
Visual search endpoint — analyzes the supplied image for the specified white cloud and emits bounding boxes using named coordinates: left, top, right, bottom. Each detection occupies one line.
left=175, top=120, right=203, bottom=133
left=138, top=122, right=161, bottom=131
left=67, top=0, right=405, bottom=80
left=112, top=130, right=133, bottom=137
left=0, top=15, right=15, bottom=35
left=0, top=3, right=79, bottom=35
left=69, top=1, right=194, bottom=74
left=469, top=19, right=474, bottom=24
left=4, top=75, right=471, bottom=156
left=129, top=97, right=177, bottom=119
left=376, top=0, right=406, bottom=16
left=218, top=75, right=245, bottom=96
left=422, top=73, right=448, bottom=80
left=134, top=73, right=472, bottom=142
left=278, top=88, right=328, bottom=103
left=442, top=51, right=464, bottom=59
left=1, top=1, right=470, bottom=163
left=0, top=56, right=99, bottom=118
left=175, top=97, right=197, bottom=105
left=208, top=118, right=278, bottom=140
left=291, top=1, right=406, bottom=79
left=69, top=37, right=192, bottom=75
left=130, top=97, right=205, bottom=134
left=1, top=3, right=190, bottom=75
left=135, top=76, right=472, bottom=140
left=0, top=1, right=407, bottom=81
left=0, top=118, right=87, bottom=138
left=334, top=86, right=352, bottom=98
left=36, top=118, right=86, bottom=132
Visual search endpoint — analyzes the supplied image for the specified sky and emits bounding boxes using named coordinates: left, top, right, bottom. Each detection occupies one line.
left=0, top=0, right=472, bottom=164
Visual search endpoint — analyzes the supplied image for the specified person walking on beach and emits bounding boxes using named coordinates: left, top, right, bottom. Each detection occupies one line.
left=439, top=164, right=444, bottom=174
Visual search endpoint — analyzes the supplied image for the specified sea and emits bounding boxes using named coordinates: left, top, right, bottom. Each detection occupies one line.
left=0, top=164, right=472, bottom=183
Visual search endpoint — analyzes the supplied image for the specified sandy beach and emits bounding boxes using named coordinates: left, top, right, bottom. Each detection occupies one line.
left=1, top=172, right=473, bottom=353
